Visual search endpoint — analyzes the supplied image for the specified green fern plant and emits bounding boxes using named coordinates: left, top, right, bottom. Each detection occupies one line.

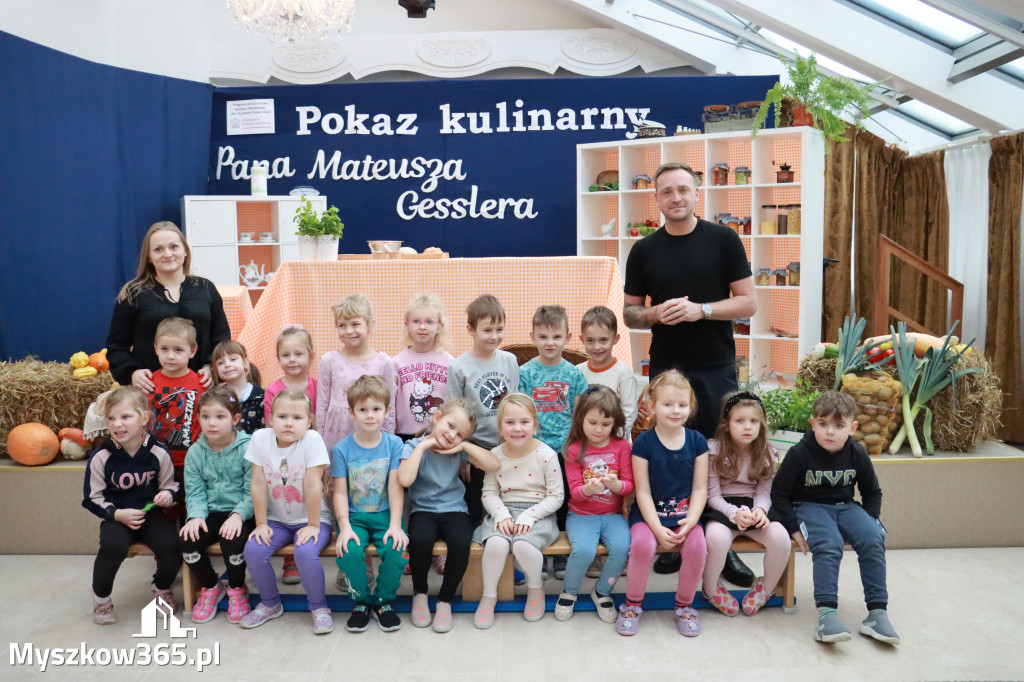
left=752, top=51, right=881, bottom=151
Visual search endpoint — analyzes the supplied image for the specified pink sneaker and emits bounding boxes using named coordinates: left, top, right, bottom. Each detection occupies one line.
left=741, top=577, right=770, bottom=616
left=227, top=586, right=250, bottom=623
left=703, top=581, right=739, bottom=616
left=191, top=584, right=224, bottom=624
left=92, top=594, right=117, bottom=625
left=281, top=556, right=300, bottom=585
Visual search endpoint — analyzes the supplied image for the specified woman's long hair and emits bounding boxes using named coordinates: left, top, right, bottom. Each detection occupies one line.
left=116, top=222, right=192, bottom=303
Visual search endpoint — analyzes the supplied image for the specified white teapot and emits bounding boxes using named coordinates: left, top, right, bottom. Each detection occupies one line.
left=239, top=260, right=266, bottom=288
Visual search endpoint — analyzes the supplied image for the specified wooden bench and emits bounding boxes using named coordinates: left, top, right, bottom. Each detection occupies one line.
left=129, top=532, right=797, bottom=613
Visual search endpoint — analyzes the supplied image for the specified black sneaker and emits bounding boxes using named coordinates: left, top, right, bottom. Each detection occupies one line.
left=346, top=604, right=371, bottom=632
left=653, top=553, right=682, bottom=574
left=372, top=603, right=402, bottom=632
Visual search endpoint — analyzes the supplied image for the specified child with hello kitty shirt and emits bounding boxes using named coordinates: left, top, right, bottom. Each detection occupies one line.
left=392, top=293, right=454, bottom=441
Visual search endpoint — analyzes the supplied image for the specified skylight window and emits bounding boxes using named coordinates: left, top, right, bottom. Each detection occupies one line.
left=847, top=0, right=984, bottom=48
left=896, top=100, right=976, bottom=136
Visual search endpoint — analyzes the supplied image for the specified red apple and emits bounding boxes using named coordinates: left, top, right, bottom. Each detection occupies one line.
left=630, top=227, right=640, bottom=237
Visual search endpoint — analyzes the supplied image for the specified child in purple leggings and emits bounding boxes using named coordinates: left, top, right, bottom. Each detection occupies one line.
left=242, top=389, right=335, bottom=635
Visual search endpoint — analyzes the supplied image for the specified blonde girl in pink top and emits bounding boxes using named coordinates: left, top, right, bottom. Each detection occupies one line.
left=702, top=391, right=791, bottom=616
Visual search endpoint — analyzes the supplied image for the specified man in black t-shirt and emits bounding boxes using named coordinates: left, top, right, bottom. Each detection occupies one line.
left=623, top=162, right=757, bottom=581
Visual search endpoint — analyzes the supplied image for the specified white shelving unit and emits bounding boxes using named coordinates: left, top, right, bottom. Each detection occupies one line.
left=180, top=195, right=327, bottom=296
left=576, top=128, right=824, bottom=381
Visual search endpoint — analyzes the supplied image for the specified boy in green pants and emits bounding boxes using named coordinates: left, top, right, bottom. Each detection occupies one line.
left=332, top=375, right=409, bottom=632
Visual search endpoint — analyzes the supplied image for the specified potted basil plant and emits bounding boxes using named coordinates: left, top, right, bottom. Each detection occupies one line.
left=294, top=196, right=344, bottom=261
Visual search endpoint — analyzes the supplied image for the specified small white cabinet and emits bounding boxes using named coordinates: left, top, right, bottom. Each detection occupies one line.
left=180, top=195, right=327, bottom=298
left=577, top=128, right=824, bottom=381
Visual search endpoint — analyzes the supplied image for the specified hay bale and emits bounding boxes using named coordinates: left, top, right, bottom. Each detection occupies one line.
left=929, top=353, right=1001, bottom=452
left=0, top=358, right=114, bottom=458
left=798, top=357, right=839, bottom=393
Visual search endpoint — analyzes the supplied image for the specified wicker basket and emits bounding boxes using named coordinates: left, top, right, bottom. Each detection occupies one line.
left=840, top=371, right=903, bottom=456
left=500, top=344, right=588, bottom=367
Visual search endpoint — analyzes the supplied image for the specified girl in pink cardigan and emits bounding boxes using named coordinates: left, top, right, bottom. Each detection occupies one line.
left=702, top=391, right=791, bottom=616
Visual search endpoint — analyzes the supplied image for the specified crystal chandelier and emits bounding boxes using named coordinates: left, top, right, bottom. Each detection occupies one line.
left=226, top=0, right=356, bottom=43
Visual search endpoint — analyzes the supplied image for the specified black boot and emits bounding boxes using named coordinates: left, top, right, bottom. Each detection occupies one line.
left=652, top=552, right=682, bottom=574
left=721, top=550, right=755, bottom=587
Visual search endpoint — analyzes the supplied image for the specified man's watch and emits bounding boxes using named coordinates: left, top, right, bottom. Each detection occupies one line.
left=701, top=303, right=712, bottom=319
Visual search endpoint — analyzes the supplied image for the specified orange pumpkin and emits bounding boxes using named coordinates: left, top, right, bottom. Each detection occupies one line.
left=89, top=349, right=109, bottom=372
left=7, top=423, right=60, bottom=466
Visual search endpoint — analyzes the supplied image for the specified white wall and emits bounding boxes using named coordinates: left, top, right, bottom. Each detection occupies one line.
left=0, top=0, right=213, bottom=82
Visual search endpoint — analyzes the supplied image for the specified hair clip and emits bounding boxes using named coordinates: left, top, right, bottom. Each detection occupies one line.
left=723, top=391, right=764, bottom=418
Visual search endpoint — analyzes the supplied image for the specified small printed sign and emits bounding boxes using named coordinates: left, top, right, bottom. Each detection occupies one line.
left=227, top=99, right=275, bottom=135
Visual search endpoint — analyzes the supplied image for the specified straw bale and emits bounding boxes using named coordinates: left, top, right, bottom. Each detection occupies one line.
left=929, top=353, right=1001, bottom=452
left=0, top=358, right=114, bottom=458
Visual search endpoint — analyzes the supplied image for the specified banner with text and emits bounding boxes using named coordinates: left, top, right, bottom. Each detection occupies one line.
left=210, top=76, right=776, bottom=256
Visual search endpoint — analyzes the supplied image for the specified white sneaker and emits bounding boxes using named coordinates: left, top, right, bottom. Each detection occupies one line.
left=554, top=592, right=576, bottom=621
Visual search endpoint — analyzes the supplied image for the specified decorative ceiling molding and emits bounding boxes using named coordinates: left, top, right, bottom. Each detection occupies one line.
left=209, top=28, right=686, bottom=84
left=416, top=37, right=492, bottom=68
left=560, top=28, right=638, bottom=65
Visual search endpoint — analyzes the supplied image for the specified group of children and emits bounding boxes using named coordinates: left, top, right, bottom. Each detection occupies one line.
left=83, top=292, right=899, bottom=645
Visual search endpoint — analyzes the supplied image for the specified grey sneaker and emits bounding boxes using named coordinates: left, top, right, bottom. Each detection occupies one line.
left=552, top=556, right=567, bottom=580
left=860, top=609, right=900, bottom=645
left=585, top=558, right=603, bottom=579
left=815, top=610, right=853, bottom=643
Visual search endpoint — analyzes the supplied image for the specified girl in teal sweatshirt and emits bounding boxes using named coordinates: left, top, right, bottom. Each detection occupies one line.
left=178, top=386, right=255, bottom=625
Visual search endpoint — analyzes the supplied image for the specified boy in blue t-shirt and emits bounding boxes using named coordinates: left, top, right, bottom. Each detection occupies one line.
left=518, top=305, right=589, bottom=578
left=331, top=375, right=408, bottom=633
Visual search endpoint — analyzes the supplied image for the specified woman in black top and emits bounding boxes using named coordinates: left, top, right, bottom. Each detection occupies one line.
left=106, top=221, right=230, bottom=392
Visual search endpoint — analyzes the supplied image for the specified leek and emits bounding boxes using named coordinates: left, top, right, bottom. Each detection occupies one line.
left=887, top=321, right=981, bottom=456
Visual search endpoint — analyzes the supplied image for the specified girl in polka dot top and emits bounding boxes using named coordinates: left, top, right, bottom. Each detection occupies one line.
left=471, top=393, right=564, bottom=629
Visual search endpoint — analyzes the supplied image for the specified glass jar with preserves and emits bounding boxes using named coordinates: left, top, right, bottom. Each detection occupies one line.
left=773, top=268, right=787, bottom=286
left=740, top=216, right=752, bottom=235
left=777, top=207, right=788, bottom=235
left=787, top=261, right=801, bottom=286
left=724, top=215, right=741, bottom=233
left=734, top=166, right=751, bottom=185
left=756, top=268, right=771, bottom=286
left=712, top=163, right=730, bottom=186
left=693, top=171, right=704, bottom=187
left=736, top=357, right=750, bottom=383
left=733, top=318, right=751, bottom=335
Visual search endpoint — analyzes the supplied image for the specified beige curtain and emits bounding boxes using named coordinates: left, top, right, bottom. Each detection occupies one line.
left=987, top=133, right=1024, bottom=444
left=822, top=127, right=857, bottom=340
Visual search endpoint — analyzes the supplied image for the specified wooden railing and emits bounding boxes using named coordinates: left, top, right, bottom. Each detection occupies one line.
left=874, top=235, right=963, bottom=337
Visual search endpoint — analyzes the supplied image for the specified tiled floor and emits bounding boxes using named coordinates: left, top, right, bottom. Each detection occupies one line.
left=3, top=548, right=1023, bottom=681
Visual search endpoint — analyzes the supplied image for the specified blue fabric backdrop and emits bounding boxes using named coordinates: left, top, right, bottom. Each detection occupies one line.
left=0, top=32, right=212, bottom=362
left=210, top=76, right=775, bottom=256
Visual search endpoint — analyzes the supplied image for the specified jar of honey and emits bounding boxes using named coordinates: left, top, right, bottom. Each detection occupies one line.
left=756, top=268, right=771, bottom=286
left=711, top=163, right=730, bottom=186
left=787, top=261, right=801, bottom=286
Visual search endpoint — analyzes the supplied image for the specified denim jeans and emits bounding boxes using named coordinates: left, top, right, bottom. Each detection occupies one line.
left=794, top=501, right=888, bottom=609
left=564, top=512, right=630, bottom=597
